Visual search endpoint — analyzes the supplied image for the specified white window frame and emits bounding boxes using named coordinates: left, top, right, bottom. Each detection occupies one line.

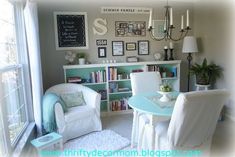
left=0, top=1, right=33, bottom=155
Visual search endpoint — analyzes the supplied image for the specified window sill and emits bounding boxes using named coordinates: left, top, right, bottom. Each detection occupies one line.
left=12, top=122, right=36, bottom=157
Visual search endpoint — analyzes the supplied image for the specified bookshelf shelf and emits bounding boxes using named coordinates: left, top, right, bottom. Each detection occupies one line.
left=109, top=91, right=132, bottom=95
left=108, top=79, right=131, bottom=82
left=82, top=82, right=106, bottom=85
left=63, top=60, right=181, bottom=117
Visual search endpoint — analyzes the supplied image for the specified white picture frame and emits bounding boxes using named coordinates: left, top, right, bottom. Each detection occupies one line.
left=54, top=12, right=89, bottom=50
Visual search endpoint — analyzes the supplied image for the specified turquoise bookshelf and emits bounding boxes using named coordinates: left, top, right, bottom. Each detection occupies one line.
left=63, top=61, right=181, bottom=116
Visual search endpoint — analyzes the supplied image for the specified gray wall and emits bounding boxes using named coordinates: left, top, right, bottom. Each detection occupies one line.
left=38, top=1, right=194, bottom=92
left=193, top=0, right=235, bottom=120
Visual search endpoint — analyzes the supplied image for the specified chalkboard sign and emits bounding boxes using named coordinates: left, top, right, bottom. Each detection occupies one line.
left=54, top=12, right=89, bottom=50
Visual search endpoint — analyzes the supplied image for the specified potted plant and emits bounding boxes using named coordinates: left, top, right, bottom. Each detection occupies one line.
left=77, top=53, right=86, bottom=65
left=190, top=58, right=223, bottom=85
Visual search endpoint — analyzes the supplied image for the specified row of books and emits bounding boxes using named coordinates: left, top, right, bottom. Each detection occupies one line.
left=108, top=67, right=118, bottom=80
left=110, top=98, right=129, bottom=111
left=108, top=67, right=144, bottom=80
left=90, top=70, right=106, bottom=83
left=147, top=65, right=177, bottom=78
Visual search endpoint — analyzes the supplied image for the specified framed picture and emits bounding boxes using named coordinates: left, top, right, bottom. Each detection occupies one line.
left=126, top=56, right=138, bottom=62
left=126, top=42, right=136, bottom=51
left=152, top=20, right=165, bottom=39
left=96, top=39, right=107, bottom=46
left=115, top=21, right=146, bottom=37
left=54, top=12, right=89, bottom=50
left=112, top=41, right=124, bottom=56
left=98, top=47, right=106, bottom=58
left=138, top=40, right=149, bottom=55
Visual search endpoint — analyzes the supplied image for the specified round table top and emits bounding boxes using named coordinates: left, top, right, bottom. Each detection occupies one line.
left=128, top=91, right=179, bottom=117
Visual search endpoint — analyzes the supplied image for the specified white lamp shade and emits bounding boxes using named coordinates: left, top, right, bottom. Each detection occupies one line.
left=182, top=36, right=198, bottom=53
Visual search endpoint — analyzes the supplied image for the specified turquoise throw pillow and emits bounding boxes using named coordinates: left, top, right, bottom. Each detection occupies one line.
left=60, top=91, right=86, bottom=108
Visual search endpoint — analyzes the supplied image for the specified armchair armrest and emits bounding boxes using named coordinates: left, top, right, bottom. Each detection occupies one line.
left=82, top=87, right=101, bottom=117
left=54, top=103, right=66, bottom=133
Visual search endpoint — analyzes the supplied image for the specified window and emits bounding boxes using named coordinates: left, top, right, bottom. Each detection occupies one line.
left=0, top=0, right=31, bottom=155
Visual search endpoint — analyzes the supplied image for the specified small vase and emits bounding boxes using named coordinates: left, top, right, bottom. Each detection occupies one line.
left=79, top=58, right=85, bottom=65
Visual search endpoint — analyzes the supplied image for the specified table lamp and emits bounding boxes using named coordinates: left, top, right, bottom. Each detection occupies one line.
left=182, top=36, right=198, bottom=91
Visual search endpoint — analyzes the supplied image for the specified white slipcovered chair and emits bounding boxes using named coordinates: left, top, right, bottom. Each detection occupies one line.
left=144, top=90, right=229, bottom=156
left=130, top=71, right=162, bottom=147
left=45, top=83, right=102, bottom=142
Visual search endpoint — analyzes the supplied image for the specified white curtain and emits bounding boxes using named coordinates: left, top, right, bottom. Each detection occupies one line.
left=24, top=1, right=43, bottom=136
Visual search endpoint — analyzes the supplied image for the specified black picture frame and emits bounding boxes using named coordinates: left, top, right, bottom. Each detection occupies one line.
left=126, top=42, right=136, bottom=51
left=98, top=47, right=107, bottom=58
left=54, top=12, right=89, bottom=50
left=138, top=40, right=149, bottom=55
left=112, top=41, right=124, bottom=56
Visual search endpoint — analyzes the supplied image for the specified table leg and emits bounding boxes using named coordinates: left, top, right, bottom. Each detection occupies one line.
left=131, top=110, right=138, bottom=148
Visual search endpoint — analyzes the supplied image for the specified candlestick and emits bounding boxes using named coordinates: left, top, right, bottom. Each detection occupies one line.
left=181, top=15, right=184, bottom=30
left=164, top=48, right=168, bottom=61
left=170, top=8, right=173, bottom=26
left=169, top=49, right=174, bottom=60
left=186, top=10, right=189, bottom=27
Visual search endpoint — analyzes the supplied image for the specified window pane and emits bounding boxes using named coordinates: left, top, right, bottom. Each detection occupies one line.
left=0, top=115, right=7, bottom=156
left=0, top=68, right=26, bottom=144
left=0, top=0, right=17, bottom=68
left=8, top=107, right=27, bottom=143
left=0, top=0, right=14, bottom=24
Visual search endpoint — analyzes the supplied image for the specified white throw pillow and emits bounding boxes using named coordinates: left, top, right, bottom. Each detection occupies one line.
left=60, top=91, right=86, bottom=108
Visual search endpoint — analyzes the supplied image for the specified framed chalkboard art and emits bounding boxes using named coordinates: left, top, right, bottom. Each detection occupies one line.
left=54, top=12, right=89, bottom=50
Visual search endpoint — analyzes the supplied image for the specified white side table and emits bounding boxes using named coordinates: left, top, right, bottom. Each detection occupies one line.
left=195, top=84, right=210, bottom=91
left=31, top=132, right=63, bottom=156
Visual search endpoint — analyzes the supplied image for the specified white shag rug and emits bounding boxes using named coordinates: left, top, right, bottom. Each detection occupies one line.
left=64, top=130, right=130, bottom=151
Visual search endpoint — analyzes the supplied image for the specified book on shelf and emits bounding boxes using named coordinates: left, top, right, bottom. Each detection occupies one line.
left=108, top=67, right=117, bottom=80
left=89, top=70, right=106, bottom=83
left=110, top=97, right=129, bottom=111
left=67, top=77, right=82, bottom=83
left=148, top=65, right=160, bottom=72
left=147, top=65, right=177, bottom=78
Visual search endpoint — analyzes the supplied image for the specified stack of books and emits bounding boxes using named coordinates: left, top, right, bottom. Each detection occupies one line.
left=67, top=77, right=82, bottom=83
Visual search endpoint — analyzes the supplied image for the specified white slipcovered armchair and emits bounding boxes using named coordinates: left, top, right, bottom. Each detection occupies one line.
left=141, top=89, right=229, bottom=156
left=45, top=83, right=102, bottom=142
